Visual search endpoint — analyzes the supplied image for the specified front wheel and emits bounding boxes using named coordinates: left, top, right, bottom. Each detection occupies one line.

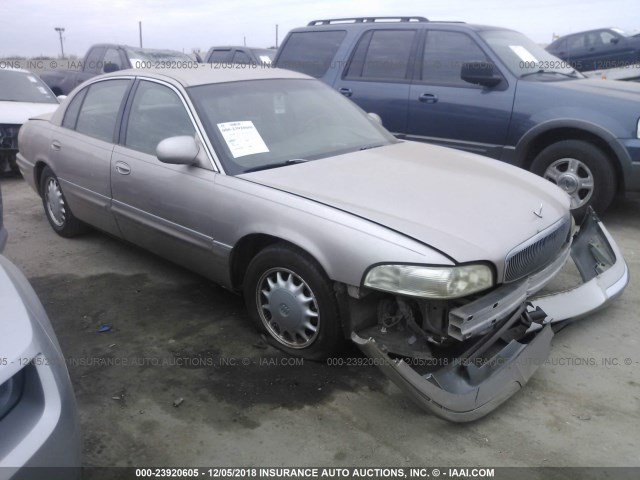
left=39, top=166, right=87, bottom=237
left=243, top=244, right=345, bottom=360
left=531, top=140, right=616, bottom=218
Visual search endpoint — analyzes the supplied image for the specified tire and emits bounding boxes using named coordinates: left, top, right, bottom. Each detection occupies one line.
left=39, top=166, right=87, bottom=237
left=530, top=140, right=616, bottom=219
left=243, top=244, right=345, bottom=360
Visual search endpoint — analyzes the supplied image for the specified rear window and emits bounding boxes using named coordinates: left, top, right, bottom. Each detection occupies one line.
left=276, top=30, right=346, bottom=78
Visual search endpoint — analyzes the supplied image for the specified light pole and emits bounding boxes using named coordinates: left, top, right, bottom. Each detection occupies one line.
left=54, top=27, right=65, bottom=59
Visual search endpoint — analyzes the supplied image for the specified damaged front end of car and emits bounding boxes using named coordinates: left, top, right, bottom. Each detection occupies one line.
left=348, top=208, right=628, bottom=422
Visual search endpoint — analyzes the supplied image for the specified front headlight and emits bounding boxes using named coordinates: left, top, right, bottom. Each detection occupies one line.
left=637, top=118, right=640, bottom=139
left=363, top=264, right=494, bottom=299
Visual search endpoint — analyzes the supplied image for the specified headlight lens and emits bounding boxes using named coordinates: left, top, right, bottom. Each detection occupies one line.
left=364, top=264, right=494, bottom=299
left=637, top=118, right=640, bottom=139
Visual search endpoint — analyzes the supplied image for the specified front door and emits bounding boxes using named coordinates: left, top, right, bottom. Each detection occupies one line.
left=110, top=79, right=224, bottom=280
left=407, top=30, right=515, bottom=158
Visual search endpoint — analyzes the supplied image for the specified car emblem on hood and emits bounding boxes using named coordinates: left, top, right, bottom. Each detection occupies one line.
left=534, top=203, right=544, bottom=219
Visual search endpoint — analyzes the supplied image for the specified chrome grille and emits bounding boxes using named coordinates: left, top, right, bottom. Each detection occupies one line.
left=504, top=215, right=571, bottom=282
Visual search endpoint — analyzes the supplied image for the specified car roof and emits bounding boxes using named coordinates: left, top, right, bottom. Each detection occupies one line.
left=292, top=18, right=512, bottom=33
left=206, top=46, right=274, bottom=50
left=102, top=66, right=311, bottom=87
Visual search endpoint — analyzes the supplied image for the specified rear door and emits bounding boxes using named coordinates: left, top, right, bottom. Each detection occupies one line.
left=333, top=28, right=418, bottom=135
left=110, top=79, right=221, bottom=279
left=50, top=78, right=131, bottom=236
left=406, top=29, right=515, bottom=158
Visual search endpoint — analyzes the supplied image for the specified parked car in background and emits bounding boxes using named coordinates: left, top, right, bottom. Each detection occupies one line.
left=16, top=67, right=628, bottom=421
left=274, top=17, right=640, bottom=218
left=203, top=46, right=275, bottom=65
left=39, top=44, right=196, bottom=95
left=0, top=69, right=59, bottom=174
left=546, top=28, right=640, bottom=71
left=0, top=182, right=81, bottom=479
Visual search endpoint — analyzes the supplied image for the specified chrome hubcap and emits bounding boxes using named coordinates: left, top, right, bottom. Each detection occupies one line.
left=543, top=158, right=594, bottom=209
left=45, top=178, right=66, bottom=227
left=256, top=268, right=320, bottom=349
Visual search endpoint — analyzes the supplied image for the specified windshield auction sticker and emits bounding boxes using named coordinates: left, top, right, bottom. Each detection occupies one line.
left=509, top=45, right=538, bottom=63
left=217, top=121, right=269, bottom=158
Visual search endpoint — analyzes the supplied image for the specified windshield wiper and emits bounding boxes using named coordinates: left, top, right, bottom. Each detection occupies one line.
left=243, top=158, right=308, bottom=174
left=359, top=143, right=385, bottom=151
left=520, top=69, right=580, bottom=79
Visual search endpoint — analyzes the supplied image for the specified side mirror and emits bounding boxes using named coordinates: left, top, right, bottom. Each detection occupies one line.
left=367, top=112, right=383, bottom=126
left=461, top=61, right=502, bottom=88
left=103, top=63, right=120, bottom=73
left=610, top=37, right=620, bottom=45
left=56, top=95, right=67, bottom=102
left=156, top=136, right=200, bottom=165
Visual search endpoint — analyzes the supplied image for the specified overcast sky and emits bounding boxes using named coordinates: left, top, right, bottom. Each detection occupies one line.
left=1, top=0, right=637, bottom=57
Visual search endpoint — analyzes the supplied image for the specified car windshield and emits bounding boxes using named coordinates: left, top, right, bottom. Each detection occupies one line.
left=125, top=47, right=193, bottom=63
left=188, top=78, right=396, bottom=175
left=0, top=70, right=58, bottom=103
left=612, top=27, right=639, bottom=37
left=480, top=29, right=580, bottom=79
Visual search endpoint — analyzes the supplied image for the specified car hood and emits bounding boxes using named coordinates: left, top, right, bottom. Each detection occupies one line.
left=0, top=101, right=59, bottom=125
left=241, top=141, right=570, bottom=266
left=529, top=77, right=640, bottom=100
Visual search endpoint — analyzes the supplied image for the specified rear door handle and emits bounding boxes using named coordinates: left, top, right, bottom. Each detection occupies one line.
left=419, top=93, right=438, bottom=104
left=338, top=87, right=353, bottom=97
left=51, top=141, right=61, bottom=151
left=115, top=161, right=131, bottom=175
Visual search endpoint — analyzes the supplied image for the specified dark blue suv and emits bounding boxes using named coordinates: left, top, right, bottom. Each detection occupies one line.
left=274, top=17, right=640, bottom=217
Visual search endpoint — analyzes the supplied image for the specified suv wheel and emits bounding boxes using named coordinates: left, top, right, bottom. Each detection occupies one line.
left=531, top=140, right=616, bottom=218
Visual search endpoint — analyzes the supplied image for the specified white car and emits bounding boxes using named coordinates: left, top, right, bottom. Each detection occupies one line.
left=0, top=182, right=81, bottom=478
left=1, top=69, right=59, bottom=174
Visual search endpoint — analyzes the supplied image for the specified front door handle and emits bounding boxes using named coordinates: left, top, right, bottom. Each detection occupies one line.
left=338, top=87, right=353, bottom=97
left=419, top=93, right=438, bottom=104
left=51, top=141, right=61, bottom=151
left=115, top=161, right=131, bottom=175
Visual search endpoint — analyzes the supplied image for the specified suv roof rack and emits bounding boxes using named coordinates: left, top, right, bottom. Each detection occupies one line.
left=308, top=17, right=429, bottom=26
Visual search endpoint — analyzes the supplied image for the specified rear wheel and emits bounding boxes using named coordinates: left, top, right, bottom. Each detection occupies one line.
left=531, top=140, right=616, bottom=218
left=39, top=166, right=87, bottom=237
left=243, top=244, right=344, bottom=360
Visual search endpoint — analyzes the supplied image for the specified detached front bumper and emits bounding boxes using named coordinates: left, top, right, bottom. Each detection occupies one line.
left=353, top=209, right=628, bottom=422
